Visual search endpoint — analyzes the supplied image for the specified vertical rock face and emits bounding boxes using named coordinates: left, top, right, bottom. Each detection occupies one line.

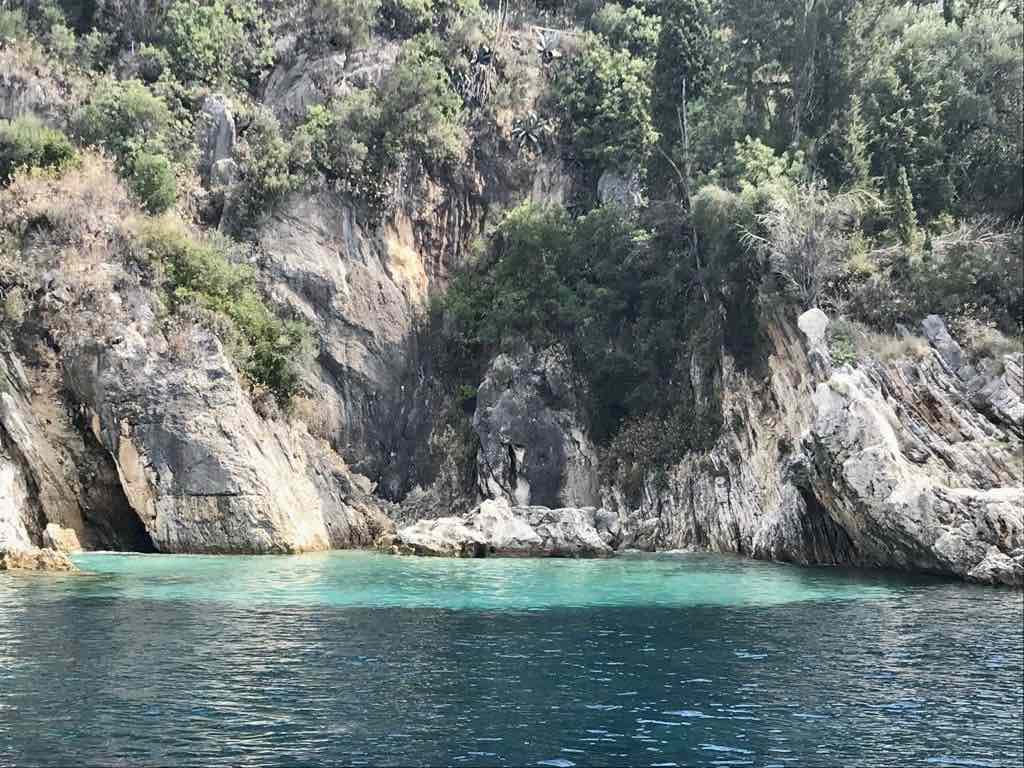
left=257, top=192, right=429, bottom=482
left=473, top=348, right=600, bottom=509
left=197, top=94, right=236, bottom=184
left=63, top=323, right=393, bottom=554
left=601, top=314, right=841, bottom=563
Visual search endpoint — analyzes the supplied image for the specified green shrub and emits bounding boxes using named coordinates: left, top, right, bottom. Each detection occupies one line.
left=379, top=0, right=480, bottom=37
left=0, top=117, right=76, bottom=184
left=224, top=106, right=299, bottom=229
left=74, top=78, right=171, bottom=164
left=129, top=152, right=177, bottom=214
left=294, top=35, right=464, bottom=212
left=162, top=0, right=273, bottom=89
left=379, top=35, right=465, bottom=164
left=135, top=218, right=309, bottom=404
left=591, top=2, right=660, bottom=58
left=308, top=0, right=380, bottom=52
left=0, top=8, right=28, bottom=40
left=294, top=93, right=383, bottom=201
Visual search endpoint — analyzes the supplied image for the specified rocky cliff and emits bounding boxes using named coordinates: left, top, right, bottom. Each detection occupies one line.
left=0, top=158, right=392, bottom=558
left=467, top=309, right=1022, bottom=585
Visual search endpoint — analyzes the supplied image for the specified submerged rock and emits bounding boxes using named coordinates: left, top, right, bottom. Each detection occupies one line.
left=0, top=547, right=76, bottom=572
left=385, top=498, right=611, bottom=558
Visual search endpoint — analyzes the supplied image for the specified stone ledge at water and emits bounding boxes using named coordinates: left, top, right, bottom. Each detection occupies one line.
left=380, top=498, right=613, bottom=557
left=0, top=547, right=76, bottom=572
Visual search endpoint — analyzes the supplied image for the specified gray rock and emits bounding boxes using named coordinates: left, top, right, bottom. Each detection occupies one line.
left=597, top=167, right=643, bottom=210
left=198, top=94, right=236, bottom=184
left=387, top=498, right=611, bottom=557
left=921, top=315, right=963, bottom=373
left=807, top=368, right=1022, bottom=585
left=473, top=348, right=600, bottom=508
left=42, top=523, right=81, bottom=553
left=64, top=323, right=392, bottom=554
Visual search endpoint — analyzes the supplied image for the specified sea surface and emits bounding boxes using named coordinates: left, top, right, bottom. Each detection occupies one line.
left=1, top=551, right=1021, bottom=767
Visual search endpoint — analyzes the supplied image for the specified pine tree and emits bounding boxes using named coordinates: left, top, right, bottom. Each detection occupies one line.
left=893, top=166, right=917, bottom=246
left=838, top=95, right=872, bottom=189
left=650, top=0, right=712, bottom=203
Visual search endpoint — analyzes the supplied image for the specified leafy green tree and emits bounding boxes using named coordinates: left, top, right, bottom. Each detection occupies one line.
left=162, top=0, right=273, bottom=89
left=553, top=34, right=657, bottom=170
left=861, top=5, right=1023, bottom=218
left=650, top=0, right=712, bottom=200
left=591, top=2, right=661, bottom=58
left=836, top=95, right=872, bottom=189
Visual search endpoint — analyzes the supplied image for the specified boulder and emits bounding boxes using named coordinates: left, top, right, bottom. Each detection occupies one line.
left=921, top=315, right=964, bottom=374
left=197, top=94, right=236, bottom=183
left=387, top=498, right=612, bottom=558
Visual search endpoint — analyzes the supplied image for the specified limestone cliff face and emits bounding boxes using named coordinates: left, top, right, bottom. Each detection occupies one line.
left=474, top=348, right=600, bottom=509
left=469, top=312, right=1023, bottom=585
left=0, top=161, right=393, bottom=557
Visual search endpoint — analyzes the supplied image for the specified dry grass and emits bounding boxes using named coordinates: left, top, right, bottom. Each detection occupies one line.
left=828, top=317, right=931, bottom=365
left=0, top=154, right=139, bottom=346
left=951, top=317, right=1024, bottom=364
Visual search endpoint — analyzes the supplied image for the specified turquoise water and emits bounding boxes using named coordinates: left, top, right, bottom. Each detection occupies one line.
left=1, top=551, right=1021, bottom=767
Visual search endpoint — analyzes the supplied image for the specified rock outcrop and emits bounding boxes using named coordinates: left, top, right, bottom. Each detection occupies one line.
left=476, top=311, right=1022, bottom=584
left=384, top=498, right=612, bottom=557
left=473, top=348, right=600, bottom=508
left=803, top=317, right=1023, bottom=585
left=0, top=547, right=76, bottom=572
left=0, top=159, right=394, bottom=556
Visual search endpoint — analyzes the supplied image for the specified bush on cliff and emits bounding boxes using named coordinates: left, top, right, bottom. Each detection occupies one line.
left=128, top=152, right=177, bottom=214
left=74, top=78, right=172, bottom=164
left=0, top=117, right=76, bottom=184
left=135, top=217, right=309, bottom=405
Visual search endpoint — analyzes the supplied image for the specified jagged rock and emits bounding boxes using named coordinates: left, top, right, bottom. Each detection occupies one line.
left=42, top=523, right=81, bottom=553
left=263, top=47, right=400, bottom=126
left=197, top=94, right=235, bottom=183
left=806, top=367, right=1023, bottom=586
left=516, top=505, right=612, bottom=556
left=798, top=308, right=832, bottom=378
left=530, top=156, right=573, bottom=206
left=64, top=323, right=393, bottom=554
left=0, top=547, right=76, bottom=572
left=0, top=46, right=67, bottom=124
left=387, top=498, right=611, bottom=557
left=921, top=315, right=964, bottom=374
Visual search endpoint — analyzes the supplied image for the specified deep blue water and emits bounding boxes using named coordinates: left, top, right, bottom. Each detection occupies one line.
left=1, top=551, right=1021, bottom=767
